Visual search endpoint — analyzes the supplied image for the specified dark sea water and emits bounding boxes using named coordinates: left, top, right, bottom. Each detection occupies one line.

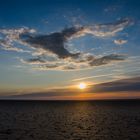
left=0, top=100, right=140, bottom=140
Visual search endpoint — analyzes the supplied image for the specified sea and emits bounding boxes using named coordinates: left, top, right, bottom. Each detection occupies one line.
left=0, top=99, right=140, bottom=140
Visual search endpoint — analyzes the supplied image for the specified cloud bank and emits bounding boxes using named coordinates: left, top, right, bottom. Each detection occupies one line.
left=0, top=18, right=133, bottom=70
left=1, top=77, right=139, bottom=100
left=89, top=77, right=140, bottom=93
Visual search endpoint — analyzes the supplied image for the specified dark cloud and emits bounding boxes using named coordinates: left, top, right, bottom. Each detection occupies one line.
left=89, top=77, right=140, bottom=93
left=4, top=92, right=70, bottom=99
left=0, top=18, right=133, bottom=70
left=19, top=18, right=132, bottom=59
left=22, top=57, right=46, bottom=64
left=89, top=54, right=126, bottom=66
left=20, top=27, right=82, bottom=58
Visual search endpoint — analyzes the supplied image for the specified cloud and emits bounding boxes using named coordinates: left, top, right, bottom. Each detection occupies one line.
left=88, top=77, right=140, bottom=93
left=22, top=28, right=81, bottom=59
left=0, top=39, right=30, bottom=52
left=1, top=77, right=140, bottom=100
left=75, top=18, right=132, bottom=37
left=72, top=73, right=115, bottom=81
left=0, top=18, right=133, bottom=70
left=0, top=27, right=35, bottom=52
left=21, top=57, right=46, bottom=64
left=23, top=54, right=126, bottom=70
left=89, top=54, right=126, bottom=66
left=114, top=39, right=127, bottom=45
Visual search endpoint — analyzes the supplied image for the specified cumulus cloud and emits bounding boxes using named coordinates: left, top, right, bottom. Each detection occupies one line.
left=114, top=39, right=127, bottom=45
left=0, top=18, right=133, bottom=70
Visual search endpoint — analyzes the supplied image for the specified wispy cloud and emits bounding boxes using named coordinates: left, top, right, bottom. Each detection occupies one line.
left=72, top=73, right=115, bottom=81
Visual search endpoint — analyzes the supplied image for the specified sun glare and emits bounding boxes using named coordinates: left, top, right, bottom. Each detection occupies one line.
left=78, top=83, right=87, bottom=89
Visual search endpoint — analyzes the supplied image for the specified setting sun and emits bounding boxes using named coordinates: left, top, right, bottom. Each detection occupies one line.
left=78, top=83, right=87, bottom=89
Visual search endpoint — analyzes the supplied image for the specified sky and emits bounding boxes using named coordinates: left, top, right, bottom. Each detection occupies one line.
left=0, top=0, right=140, bottom=100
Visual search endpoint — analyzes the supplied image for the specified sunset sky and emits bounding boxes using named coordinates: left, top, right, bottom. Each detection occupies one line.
left=0, top=0, right=140, bottom=100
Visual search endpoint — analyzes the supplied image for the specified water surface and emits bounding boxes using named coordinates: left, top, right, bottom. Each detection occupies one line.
left=0, top=100, right=140, bottom=140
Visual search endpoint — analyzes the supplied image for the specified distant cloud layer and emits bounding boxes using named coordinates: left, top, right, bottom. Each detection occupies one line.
left=89, top=76, right=140, bottom=93
left=1, top=77, right=140, bottom=100
left=0, top=18, right=133, bottom=70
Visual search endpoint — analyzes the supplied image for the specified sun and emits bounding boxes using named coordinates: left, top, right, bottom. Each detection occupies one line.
left=78, top=82, right=87, bottom=89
